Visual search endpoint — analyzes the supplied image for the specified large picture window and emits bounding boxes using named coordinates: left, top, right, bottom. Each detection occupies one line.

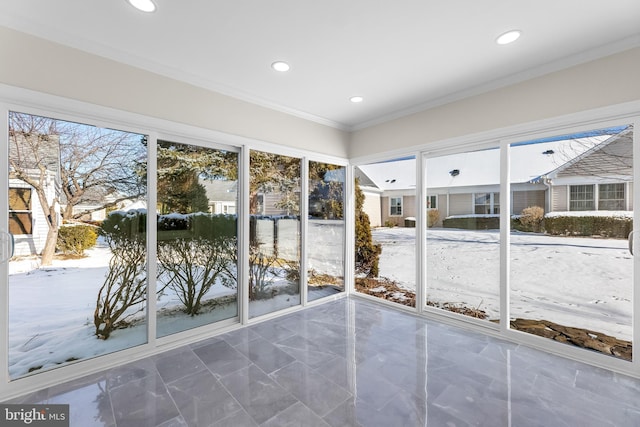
left=569, top=185, right=595, bottom=211
left=598, top=183, right=625, bottom=210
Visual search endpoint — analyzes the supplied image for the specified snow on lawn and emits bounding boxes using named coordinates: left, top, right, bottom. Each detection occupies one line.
left=373, top=227, right=632, bottom=341
left=8, top=240, right=237, bottom=378
left=10, top=220, right=630, bottom=378
left=8, top=220, right=342, bottom=378
left=8, top=243, right=147, bottom=378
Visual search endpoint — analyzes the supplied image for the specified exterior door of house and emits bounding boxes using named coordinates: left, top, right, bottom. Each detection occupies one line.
left=508, top=123, right=637, bottom=365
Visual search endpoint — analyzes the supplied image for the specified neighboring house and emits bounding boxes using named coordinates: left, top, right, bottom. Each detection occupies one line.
left=542, top=127, right=633, bottom=213
left=8, top=132, right=62, bottom=256
left=62, top=187, right=122, bottom=222
left=356, top=129, right=632, bottom=227
left=201, top=179, right=238, bottom=215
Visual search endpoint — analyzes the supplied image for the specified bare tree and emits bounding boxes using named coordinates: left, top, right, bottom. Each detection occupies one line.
left=59, top=124, right=146, bottom=220
left=8, top=111, right=146, bottom=265
left=9, top=113, right=62, bottom=265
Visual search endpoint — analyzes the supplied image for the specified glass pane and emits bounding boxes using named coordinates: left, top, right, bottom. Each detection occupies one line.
left=425, top=147, right=500, bottom=322
left=9, top=188, right=31, bottom=211
left=354, top=157, right=416, bottom=307
left=8, top=111, right=148, bottom=379
left=156, top=140, right=238, bottom=337
left=308, top=161, right=345, bottom=302
left=249, top=150, right=301, bottom=317
left=510, top=125, right=633, bottom=360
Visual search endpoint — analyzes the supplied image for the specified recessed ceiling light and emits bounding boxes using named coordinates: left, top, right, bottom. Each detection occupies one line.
left=350, top=96, right=364, bottom=103
left=127, top=0, right=156, bottom=12
left=496, top=30, right=521, bottom=45
left=271, top=61, right=290, bottom=72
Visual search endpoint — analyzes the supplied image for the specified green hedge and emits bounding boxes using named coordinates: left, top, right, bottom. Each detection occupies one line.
left=57, top=225, right=98, bottom=255
left=442, top=216, right=500, bottom=230
left=100, top=211, right=237, bottom=242
left=543, top=215, right=632, bottom=238
left=158, top=213, right=236, bottom=241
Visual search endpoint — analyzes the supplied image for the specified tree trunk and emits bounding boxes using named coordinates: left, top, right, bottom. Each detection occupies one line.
left=40, top=204, right=59, bottom=266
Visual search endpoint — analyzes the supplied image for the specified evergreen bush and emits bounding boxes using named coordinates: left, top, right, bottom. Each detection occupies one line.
left=355, top=179, right=381, bottom=277
left=57, top=224, right=98, bottom=255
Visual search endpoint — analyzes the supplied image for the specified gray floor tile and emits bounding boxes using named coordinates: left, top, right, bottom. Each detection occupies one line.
left=166, top=370, right=241, bottom=426
left=234, top=336, right=296, bottom=374
left=192, top=339, right=252, bottom=378
left=109, top=373, right=180, bottom=427
left=154, top=348, right=208, bottom=384
left=211, top=409, right=259, bottom=427
left=10, top=297, right=640, bottom=427
left=47, top=380, right=115, bottom=427
left=262, top=402, right=331, bottom=427
left=275, top=333, right=339, bottom=369
left=220, top=364, right=297, bottom=424
left=249, top=321, right=297, bottom=342
left=270, top=361, right=351, bottom=417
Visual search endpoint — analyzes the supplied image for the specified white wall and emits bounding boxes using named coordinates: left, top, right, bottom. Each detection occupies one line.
left=0, top=27, right=349, bottom=158
left=350, top=48, right=640, bottom=158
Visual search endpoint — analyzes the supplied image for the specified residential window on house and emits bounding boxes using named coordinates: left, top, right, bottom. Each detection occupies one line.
left=569, top=184, right=595, bottom=211
left=474, top=192, right=499, bottom=214
left=598, top=183, right=625, bottom=210
left=8, top=187, right=32, bottom=235
left=390, top=196, right=403, bottom=216
left=427, top=195, right=437, bottom=209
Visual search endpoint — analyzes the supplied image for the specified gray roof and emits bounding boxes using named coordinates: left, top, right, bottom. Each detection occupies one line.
left=201, top=179, right=237, bottom=202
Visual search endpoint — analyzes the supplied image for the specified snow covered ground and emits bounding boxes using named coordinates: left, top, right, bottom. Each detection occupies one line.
left=7, top=220, right=345, bottom=378
left=7, top=223, right=632, bottom=378
left=8, top=239, right=239, bottom=378
left=374, top=227, right=632, bottom=341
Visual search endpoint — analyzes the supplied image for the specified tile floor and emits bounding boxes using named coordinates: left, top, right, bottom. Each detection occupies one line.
left=6, top=297, right=640, bottom=426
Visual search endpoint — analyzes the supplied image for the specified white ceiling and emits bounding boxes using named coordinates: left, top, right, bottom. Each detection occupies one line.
left=1, top=1, right=640, bottom=130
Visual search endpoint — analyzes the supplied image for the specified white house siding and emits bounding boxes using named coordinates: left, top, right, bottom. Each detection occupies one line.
left=10, top=174, right=61, bottom=257
left=512, top=190, right=546, bottom=215
left=551, top=185, right=568, bottom=212
left=629, top=182, right=633, bottom=210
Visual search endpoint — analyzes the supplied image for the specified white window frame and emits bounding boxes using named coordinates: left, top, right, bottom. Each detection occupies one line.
left=389, top=196, right=403, bottom=216
left=473, top=192, right=500, bottom=214
left=598, top=182, right=626, bottom=210
left=427, top=194, right=437, bottom=210
left=569, top=184, right=595, bottom=211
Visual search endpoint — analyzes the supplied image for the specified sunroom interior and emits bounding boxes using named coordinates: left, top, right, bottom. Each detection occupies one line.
left=2, top=1, right=640, bottom=425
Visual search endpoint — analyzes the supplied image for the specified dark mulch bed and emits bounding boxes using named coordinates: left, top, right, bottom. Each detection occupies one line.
left=355, top=276, right=631, bottom=361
